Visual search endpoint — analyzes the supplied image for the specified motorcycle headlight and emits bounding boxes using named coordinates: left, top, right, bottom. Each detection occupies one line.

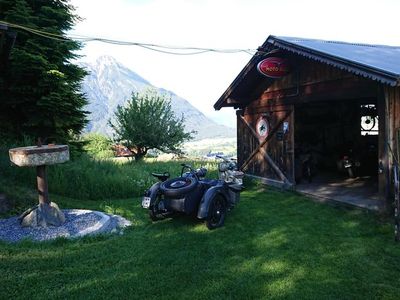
left=219, top=162, right=228, bottom=172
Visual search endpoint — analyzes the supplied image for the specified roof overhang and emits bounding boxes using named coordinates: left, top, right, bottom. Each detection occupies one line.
left=214, top=35, right=400, bottom=110
left=214, top=44, right=277, bottom=110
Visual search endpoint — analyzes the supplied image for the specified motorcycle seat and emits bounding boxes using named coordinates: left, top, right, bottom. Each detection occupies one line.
left=151, top=172, right=170, bottom=182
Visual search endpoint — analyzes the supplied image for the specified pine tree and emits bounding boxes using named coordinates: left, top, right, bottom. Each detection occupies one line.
left=0, top=0, right=88, bottom=145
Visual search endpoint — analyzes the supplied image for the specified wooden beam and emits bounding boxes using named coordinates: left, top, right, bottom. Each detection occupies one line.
left=239, top=113, right=290, bottom=184
left=238, top=115, right=258, bottom=140
left=240, top=110, right=292, bottom=171
left=259, top=147, right=292, bottom=185
left=245, top=174, right=287, bottom=189
left=226, top=97, right=241, bottom=104
left=249, top=78, right=377, bottom=109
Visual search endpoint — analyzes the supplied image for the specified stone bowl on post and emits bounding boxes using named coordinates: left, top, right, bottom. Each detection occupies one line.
left=9, top=145, right=69, bottom=227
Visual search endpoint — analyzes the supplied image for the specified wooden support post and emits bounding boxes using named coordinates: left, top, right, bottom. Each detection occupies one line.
left=36, top=165, right=50, bottom=205
left=378, top=86, right=389, bottom=211
left=238, top=114, right=259, bottom=140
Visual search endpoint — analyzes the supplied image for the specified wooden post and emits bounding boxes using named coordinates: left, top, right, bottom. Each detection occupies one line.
left=378, top=85, right=389, bottom=211
left=36, top=165, right=50, bottom=205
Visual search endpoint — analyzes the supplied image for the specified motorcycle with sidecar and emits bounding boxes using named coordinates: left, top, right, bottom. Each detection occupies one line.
left=141, top=156, right=244, bottom=229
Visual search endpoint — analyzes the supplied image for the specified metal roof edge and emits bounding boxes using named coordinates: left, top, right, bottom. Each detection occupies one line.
left=266, top=36, right=399, bottom=86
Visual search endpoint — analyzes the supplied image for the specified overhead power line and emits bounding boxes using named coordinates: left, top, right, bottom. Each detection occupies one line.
left=0, top=20, right=256, bottom=56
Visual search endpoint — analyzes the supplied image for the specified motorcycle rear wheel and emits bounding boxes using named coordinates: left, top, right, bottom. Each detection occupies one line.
left=149, top=196, right=172, bottom=221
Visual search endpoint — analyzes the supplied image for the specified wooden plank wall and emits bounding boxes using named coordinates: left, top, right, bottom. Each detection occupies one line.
left=238, top=106, right=294, bottom=183
left=245, top=58, right=376, bottom=113
left=267, top=58, right=355, bottom=92
left=238, top=59, right=357, bottom=182
left=237, top=110, right=263, bottom=176
left=386, top=86, right=400, bottom=153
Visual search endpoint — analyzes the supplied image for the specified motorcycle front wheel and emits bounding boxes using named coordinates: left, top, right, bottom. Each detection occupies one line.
left=206, top=194, right=227, bottom=230
left=347, top=167, right=355, bottom=178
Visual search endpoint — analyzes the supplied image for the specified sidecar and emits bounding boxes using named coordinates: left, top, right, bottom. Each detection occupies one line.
left=141, top=164, right=243, bottom=229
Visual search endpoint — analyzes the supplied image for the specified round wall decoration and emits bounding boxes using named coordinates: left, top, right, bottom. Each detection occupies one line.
left=257, top=57, right=290, bottom=78
left=256, top=116, right=269, bottom=139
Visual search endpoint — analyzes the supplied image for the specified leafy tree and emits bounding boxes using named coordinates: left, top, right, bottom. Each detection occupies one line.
left=82, top=133, right=114, bottom=159
left=109, top=91, right=194, bottom=161
left=0, top=0, right=88, bottom=146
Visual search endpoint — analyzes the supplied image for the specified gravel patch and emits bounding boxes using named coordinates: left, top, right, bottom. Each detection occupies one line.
left=0, top=209, right=131, bottom=243
left=104, top=214, right=132, bottom=234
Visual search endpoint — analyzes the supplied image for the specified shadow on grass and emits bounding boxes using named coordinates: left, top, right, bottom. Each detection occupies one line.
left=1, top=188, right=400, bottom=299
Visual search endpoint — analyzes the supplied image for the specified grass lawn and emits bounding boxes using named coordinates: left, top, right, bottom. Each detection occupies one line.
left=1, top=187, right=400, bottom=299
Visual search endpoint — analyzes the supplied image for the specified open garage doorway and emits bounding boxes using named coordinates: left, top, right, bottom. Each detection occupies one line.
left=294, top=98, right=382, bottom=210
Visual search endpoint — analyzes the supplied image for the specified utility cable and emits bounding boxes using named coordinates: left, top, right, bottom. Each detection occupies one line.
left=0, top=20, right=256, bottom=55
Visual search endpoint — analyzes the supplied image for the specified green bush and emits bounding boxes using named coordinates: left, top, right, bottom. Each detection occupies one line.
left=47, top=157, right=217, bottom=200
left=0, top=140, right=217, bottom=201
left=82, top=133, right=114, bottom=159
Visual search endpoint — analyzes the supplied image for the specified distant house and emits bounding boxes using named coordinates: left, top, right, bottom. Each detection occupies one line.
left=215, top=35, right=400, bottom=211
left=113, top=144, right=133, bottom=157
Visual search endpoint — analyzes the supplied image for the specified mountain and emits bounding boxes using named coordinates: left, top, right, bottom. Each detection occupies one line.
left=79, top=56, right=235, bottom=140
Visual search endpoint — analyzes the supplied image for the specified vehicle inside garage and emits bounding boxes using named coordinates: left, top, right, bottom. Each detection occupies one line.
left=294, top=98, right=380, bottom=209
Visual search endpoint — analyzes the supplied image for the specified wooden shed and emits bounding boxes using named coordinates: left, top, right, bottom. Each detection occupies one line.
left=214, top=36, right=400, bottom=211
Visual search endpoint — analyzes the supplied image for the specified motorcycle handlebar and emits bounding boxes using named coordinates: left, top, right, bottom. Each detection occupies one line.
left=216, top=155, right=229, bottom=162
left=180, top=163, right=193, bottom=169
left=180, top=163, right=196, bottom=177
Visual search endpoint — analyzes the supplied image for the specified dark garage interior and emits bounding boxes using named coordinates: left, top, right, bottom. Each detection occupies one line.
left=294, top=98, right=381, bottom=210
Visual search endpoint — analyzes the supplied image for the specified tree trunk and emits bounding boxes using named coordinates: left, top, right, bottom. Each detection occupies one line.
left=133, top=147, right=147, bottom=161
left=134, top=153, right=145, bottom=161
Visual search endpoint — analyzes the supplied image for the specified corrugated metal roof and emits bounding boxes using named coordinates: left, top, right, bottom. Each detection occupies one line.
left=275, top=36, right=400, bottom=75
left=266, top=36, right=400, bottom=86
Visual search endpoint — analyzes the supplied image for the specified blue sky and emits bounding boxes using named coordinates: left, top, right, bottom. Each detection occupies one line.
left=70, top=0, right=400, bottom=128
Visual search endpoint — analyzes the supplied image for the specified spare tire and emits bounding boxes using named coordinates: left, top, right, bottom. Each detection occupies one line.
left=160, top=177, right=198, bottom=198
